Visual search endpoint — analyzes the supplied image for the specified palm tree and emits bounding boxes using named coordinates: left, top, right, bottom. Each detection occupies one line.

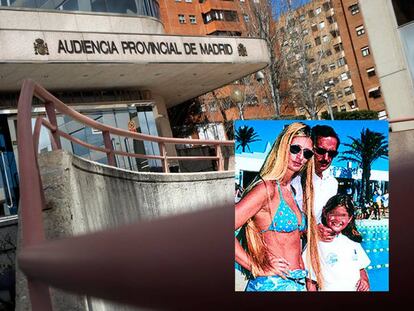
left=235, top=125, right=261, bottom=152
left=338, top=128, right=388, bottom=207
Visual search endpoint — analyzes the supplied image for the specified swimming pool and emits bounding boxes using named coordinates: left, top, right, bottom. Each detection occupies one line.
left=356, top=219, right=389, bottom=291
left=235, top=219, right=389, bottom=291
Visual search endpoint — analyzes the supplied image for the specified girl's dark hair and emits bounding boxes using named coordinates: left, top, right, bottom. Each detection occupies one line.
left=321, top=194, right=362, bottom=243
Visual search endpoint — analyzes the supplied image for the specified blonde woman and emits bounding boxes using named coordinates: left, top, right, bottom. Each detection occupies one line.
left=235, top=122, right=322, bottom=291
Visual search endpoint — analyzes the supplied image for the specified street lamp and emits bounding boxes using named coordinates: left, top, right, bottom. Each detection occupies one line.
left=255, top=70, right=265, bottom=84
left=231, top=87, right=244, bottom=120
left=231, top=88, right=243, bottom=103
left=319, top=84, right=335, bottom=120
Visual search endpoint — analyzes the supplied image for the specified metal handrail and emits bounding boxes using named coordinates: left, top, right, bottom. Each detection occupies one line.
left=23, top=80, right=233, bottom=173
left=389, top=117, right=414, bottom=124
left=16, top=79, right=234, bottom=310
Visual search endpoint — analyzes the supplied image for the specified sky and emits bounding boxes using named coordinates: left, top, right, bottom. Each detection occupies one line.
left=234, top=120, right=389, bottom=171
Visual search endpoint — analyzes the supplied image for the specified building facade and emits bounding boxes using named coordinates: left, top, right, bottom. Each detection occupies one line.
left=159, top=0, right=247, bottom=36
left=278, top=0, right=387, bottom=118
left=0, top=0, right=269, bottom=217
left=359, top=0, right=414, bottom=131
left=160, top=0, right=277, bottom=140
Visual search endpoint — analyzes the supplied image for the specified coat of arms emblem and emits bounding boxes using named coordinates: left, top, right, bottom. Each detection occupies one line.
left=238, top=44, right=248, bottom=57
left=34, top=38, right=49, bottom=55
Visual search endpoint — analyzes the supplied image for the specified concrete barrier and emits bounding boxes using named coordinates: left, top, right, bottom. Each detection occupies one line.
left=16, top=150, right=234, bottom=311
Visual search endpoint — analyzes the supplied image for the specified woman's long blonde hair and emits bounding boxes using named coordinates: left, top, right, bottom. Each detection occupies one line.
left=242, top=122, right=323, bottom=287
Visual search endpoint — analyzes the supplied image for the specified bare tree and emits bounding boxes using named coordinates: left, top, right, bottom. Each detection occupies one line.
left=199, top=75, right=271, bottom=139
left=279, top=0, right=346, bottom=119
left=240, top=0, right=291, bottom=117
left=241, top=0, right=353, bottom=120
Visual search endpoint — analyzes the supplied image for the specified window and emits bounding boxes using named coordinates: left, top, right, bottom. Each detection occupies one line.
left=337, top=57, right=347, bottom=67
left=356, top=25, right=365, bottom=36
left=246, top=94, right=259, bottom=105
left=321, top=64, right=328, bottom=73
left=189, top=15, right=196, bottom=24
left=330, top=29, right=340, bottom=38
left=348, top=99, right=358, bottom=108
left=326, top=49, right=333, bottom=56
left=323, top=1, right=332, bottom=11
left=334, top=44, right=345, bottom=54
left=367, top=67, right=376, bottom=77
left=349, top=3, right=360, bottom=15
left=337, top=90, right=343, bottom=98
left=58, top=0, right=78, bottom=10
left=327, top=15, right=336, bottom=24
left=315, top=36, right=321, bottom=45
left=340, top=71, right=350, bottom=80
left=311, top=23, right=318, bottom=32
left=344, top=86, right=354, bottom=96
left=329, top=63, right=336, bottom=70
left=197, top=123, right=226, bottom=141
left=302, top=28, right=309, bottom=35
left=308, top=9, right=315, bottom=18
left=361, top=46, right=370, bottom=57
left=340, top=105, right=347, bottom=112
left=322, top=35, right=329, bottom=43
left=299, top=14, right=306, bottom=22
left=305, top=43, right=312, bottom=50
left=223, top=10, right=238, bottom=22
left=185, top=0, right=192, bottom=2
left=368, top=87, right=382, bottom=98
left=334, top=43, right=344, bottom=53
left=315, top=7, right=322, bottom=15
left=178, top=14, right=185, bottom=24
left=243, top=14, right=249, bottom=22
left=319, top=21, right=325, bottom=29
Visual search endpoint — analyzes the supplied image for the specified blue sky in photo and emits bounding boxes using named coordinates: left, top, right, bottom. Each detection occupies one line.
left=234, top=120, right=389, bottom=171
left=273, top=0, right=312, bottom=17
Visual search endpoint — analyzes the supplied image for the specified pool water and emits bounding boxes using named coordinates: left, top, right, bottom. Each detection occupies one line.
left=235, top=220, right=389, bottom=291
left=356, top=219, right=389, bottom=291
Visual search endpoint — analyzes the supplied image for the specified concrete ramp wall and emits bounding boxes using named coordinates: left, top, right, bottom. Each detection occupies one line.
left=17, top=150, right=234, bottom=311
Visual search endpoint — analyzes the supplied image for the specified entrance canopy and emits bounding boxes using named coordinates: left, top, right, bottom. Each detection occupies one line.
left=0, top=31, right=269, bottom=107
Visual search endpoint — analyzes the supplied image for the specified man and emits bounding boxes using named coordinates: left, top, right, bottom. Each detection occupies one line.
left=291, top=125, right=340, bottom=241
left=293, top=124, right=370, bottom=291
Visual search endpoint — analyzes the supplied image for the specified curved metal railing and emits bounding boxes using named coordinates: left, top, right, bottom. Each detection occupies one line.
left=22, top=80, right=233, bottom=173
left=16, top=79, right=234, bottom=310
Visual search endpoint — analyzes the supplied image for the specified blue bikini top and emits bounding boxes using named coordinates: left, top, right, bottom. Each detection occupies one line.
left=261, top=182, right=307, bottom=233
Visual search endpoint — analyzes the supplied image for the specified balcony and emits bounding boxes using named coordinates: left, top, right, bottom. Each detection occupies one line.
left=199, top=0, right=238, bottom=14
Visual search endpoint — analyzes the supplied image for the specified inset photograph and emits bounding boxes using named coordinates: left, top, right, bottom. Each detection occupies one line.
left=235, top=120, right=389, bottom=292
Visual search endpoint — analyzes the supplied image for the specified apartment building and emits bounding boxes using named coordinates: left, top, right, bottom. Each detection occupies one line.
left=279, top=0, right=386, bottom=118
left=159, top=0, right=246, bottom=36
left=160, top=0, right=277, bottom=139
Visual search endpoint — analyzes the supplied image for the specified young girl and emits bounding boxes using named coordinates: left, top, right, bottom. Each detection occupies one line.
left=303, top=194, right=371, bottom=291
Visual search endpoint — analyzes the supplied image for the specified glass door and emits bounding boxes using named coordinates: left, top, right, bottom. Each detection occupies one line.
left=0, top=116, right=19, bottom=217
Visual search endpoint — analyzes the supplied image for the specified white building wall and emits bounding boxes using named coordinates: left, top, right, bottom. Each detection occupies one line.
left=359, top=0, right=414, bottom=131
